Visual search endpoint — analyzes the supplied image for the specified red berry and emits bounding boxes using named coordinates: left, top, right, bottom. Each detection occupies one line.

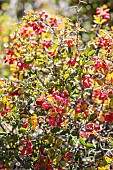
left=76, top=105, right=80, bottom=109
left=26, top=147, right=33, bottom=155
left=21, top=146, right=26, bottom=155
left=102, top=13, right=110, bottom=20
left=84, top=109, right=89, bottom=114
left=76, top=108, right=81, bottom=113
left=20, top=139, right=26, bottom=143
left=94, top=124, right=100, bottom=131
left=79, top=131, right=88, bottom=138
left=36, top=99, right=45, bottom=106
left=60, top=90, right=67, bottom=98
left=28, top=142, right=32, bottom=149
left=96, top=7, right=101, bottom=15
left=22, top=122, right=28, bottom=128
left=42, top=102, right=49, bottom=110
left=86, top=123, right=93, bottom=132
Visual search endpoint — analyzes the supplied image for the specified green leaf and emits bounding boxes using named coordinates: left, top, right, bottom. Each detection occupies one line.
left=68, top=47, right=71, bottom=53
left=86, top=143, right=94, bottom=148
left=88, top=50, right=95, bottom=56
left=56, top=155, right=62, bottom=164
left=109, top=99, right=113, bottom=108
left=86, top=61, right=94, bottom=65
left=51, top=127, right=60, bottom=133
left=25, top=59, right=34, bottom=64
left=70, top=139, right=75, bottom=146
left=48, top=148, right=54, bottom=156
left=71, top=130, right=77, bottom=136
left=82, top=148, right=86, bottom=156
left=108, top=94, right=113, bottom=99
left=23, top=161, right=32, bottom=169
left=60, top=161, right=66, bottom=167
left=48, top=136, right=53, bottom=143
left=89, top=113, right=97, bottom=121
left=79, top=137, right=85, bottom=145
left=15, top=156, right=22, bottom=163
left=56, top=138, right=62, bottom=145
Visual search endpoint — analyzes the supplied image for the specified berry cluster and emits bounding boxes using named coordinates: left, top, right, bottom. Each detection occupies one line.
left=82, top=75, right=92, bottom=88
left=96, top=5, right=110, bottom=21
left=20, top=139, right=33, bottom=155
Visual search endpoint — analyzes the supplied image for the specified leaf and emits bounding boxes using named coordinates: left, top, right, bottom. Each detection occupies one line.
left=93, top=15, right=101, bottom=24
left=51, top=127, right=60, bottom=133
left=104, top=156, right=113, bottom=163
left=48, top=136, right=53, bottom=143
left=55, top=155, right=62, bottom=164
left=60, top=129, right=69, bottom=135
left=23, top=161, right=32, bottom=169
left=61, top=119, right=68, bottom=126
left=60, top=161, right=66, bottom=167
left=86, top=143, right=94, bottom=148
left=49, top=109, right=58, bottom=117
left=109, top=99, right=113, bottom=109
left=25, top=59, right=34, bottom=64
left=68, top=47, right=71, bottom=53
left=108, top=94, right=113, bottom=98
left=2, top=96, right=8, bottom=104
left=88, top=50, right=95, bottom=56
left=81, top=103, right=88, bottom=110
left=40, top=91, right=45, bottom=99
left=71, top=130, right=77, bottom=136
left=79, top=137, right=85, bottom=145
left=98, top=113, right=105, bottom=122
left=85, top=61, right=94, bottom=65
left=70, top=139, right=75, bottom=146
left=89, top=113, right=97, bottom=121
left=0, top=101, right=4, bottom=110
left=98, top=165, right=109, bottom=170
left=56, top=138, right=62, bottom=145
left=106, top=73, right=111, bottom=81
left=48, top=148, right=54, bottom=156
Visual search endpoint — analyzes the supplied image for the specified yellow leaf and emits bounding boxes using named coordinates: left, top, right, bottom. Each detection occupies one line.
left=47, top=95, right=54, bottom=103
left=31, top=114, right=37, bottom=120
left=104, top=100, right=109, bottom=105
left=93, top=15, right=101, bottom=24
left=0, top=80, right=4, bottom=85
left=105, top=156, right=113, bottom=163
left=49, top=109, right=58, bottom=117
left=93, top=86, right=101, bottom=90
left=102, top=4, right=108, bottom=10
left=98, top=165, right=109, bottom=170
left=106, top=73, right=111, bottom=81
left=61, top=119, right=68, bottom=126
left=92, top=98, right=102, bottom=104
left=2, top=96, right=7, bottom=104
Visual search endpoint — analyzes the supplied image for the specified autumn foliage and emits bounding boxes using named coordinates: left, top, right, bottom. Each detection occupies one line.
left=0, top=4, right=113, bottom=170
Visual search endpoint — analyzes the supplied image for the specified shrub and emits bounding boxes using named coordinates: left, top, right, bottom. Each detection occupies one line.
left=0, top=5, right=113, bottom=170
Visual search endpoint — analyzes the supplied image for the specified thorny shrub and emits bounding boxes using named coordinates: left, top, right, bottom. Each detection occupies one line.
left=0, top=4, right=113, bottom=170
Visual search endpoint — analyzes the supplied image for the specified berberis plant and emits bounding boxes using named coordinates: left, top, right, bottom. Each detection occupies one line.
left=0, top=3, right=113, bottom=170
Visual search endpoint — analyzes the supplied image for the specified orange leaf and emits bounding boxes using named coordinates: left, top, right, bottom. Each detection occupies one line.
left=40, top=91, right=45, bottom=100
left=98, top=113, right=105, bottom=122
